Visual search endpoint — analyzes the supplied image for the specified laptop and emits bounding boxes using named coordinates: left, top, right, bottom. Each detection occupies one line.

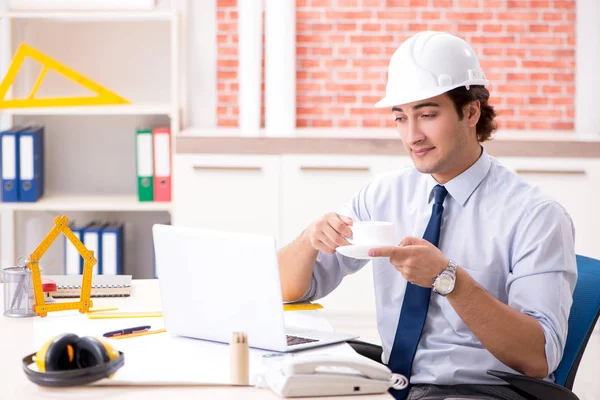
left=152, top=224, right=359, bottom=352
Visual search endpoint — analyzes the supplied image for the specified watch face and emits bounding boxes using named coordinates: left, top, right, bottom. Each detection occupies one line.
left=436, top=275, right=455, bottom=294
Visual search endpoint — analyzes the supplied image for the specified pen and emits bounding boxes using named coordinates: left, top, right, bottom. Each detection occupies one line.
left=103, top=325, right=151, bottom=338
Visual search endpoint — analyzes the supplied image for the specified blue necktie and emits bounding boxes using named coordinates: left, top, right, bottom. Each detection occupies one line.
left=388, top=184, right=448, bottom=399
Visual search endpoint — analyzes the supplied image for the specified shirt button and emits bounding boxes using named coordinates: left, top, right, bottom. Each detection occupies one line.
left=415, top=368, right=421, bottom=374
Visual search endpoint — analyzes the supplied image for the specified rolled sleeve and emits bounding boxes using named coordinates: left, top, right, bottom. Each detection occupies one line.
left=507, top=200, right=577, bottom=375
left=297, top=183, right=372, bottom=302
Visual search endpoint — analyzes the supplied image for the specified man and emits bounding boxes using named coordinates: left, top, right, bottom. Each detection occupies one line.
left=277, top=31, right=577, bottom=400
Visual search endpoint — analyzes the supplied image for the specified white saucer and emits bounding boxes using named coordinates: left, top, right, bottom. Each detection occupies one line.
left=336, top=244, right=388, bottom=260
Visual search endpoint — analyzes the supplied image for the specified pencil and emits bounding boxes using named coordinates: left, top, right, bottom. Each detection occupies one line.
left=110, top=328, right=167, bottom=340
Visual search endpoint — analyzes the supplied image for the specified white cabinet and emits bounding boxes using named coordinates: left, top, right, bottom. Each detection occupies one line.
left=498, top=157, right=600, bottom=259
left=280, top=155, right=380, bottom=246
left=172, top=154, right=281, bottom=240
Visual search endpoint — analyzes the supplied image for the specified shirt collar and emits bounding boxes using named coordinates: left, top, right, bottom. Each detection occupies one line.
left=426, top=147, right=491, bottom=207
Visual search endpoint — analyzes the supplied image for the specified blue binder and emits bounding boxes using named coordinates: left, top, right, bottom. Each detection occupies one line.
left=0, top=126, right=25, bottom=202
left=82, top=221, right=108, bottom=275
left=100, top=222, right=124, bottom=275
left=64, top=222, right=88, bottom=275
left=18, top=125, right=45, bottom=202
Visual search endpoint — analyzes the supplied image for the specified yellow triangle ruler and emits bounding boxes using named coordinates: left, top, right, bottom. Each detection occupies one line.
left=0, top=43, right=130, bottom=108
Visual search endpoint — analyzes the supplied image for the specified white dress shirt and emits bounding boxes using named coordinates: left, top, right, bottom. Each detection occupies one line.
left=299, top=148, right=577, bottom=385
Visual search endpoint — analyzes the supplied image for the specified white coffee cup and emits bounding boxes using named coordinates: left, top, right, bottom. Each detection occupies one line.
left=348, top=221, right=395, bottom=246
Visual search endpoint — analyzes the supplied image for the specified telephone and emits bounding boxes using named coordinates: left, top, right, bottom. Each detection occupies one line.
left=261, top=355, right=408, bottom=398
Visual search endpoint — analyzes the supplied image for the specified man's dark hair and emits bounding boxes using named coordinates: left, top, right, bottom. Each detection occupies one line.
left=445, top=86, right=497, bottom=142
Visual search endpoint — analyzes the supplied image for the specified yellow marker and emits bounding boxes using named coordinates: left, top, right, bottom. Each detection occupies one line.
left=87, top=311, right=163, bottom=319
left=283, top=303, right=323, bottom=311
left=0, top=43, right=130, bottom=108
left=110, top=328, right=166, bottom=340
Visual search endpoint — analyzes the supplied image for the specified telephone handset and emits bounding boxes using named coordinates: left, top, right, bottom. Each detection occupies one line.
left=262, top=355, right=408, bottom=398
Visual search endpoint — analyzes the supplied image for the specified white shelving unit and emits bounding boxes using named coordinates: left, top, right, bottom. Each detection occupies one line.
left=0, top=0, right=185, bottom=276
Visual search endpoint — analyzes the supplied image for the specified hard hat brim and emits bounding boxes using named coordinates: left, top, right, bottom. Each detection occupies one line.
left=374, top=80, right=489, bottom=109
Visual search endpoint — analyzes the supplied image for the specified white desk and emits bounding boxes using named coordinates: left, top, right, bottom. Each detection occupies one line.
left=1, top=279, right=391, bottom=400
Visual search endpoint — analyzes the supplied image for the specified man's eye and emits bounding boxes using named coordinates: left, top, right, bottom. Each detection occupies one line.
left=395, top=117, right=406, bottom=123
left=422, top=114, right=436, bottom=118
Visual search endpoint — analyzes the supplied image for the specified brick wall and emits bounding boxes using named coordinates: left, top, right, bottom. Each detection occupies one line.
left=217, top=0, right=576, bottom=131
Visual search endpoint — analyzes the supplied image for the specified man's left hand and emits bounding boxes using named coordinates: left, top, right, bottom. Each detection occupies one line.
left=368, top=237, right=449, bottom=288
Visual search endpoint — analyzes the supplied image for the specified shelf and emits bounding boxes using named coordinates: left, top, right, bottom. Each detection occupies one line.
left=0, top=195, right=172, bottom=212
left=0, top=10, right=176, bottom=21
left=0, top=104, right=175, bottom=116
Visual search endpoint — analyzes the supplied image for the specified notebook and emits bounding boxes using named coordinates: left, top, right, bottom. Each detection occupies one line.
left=43, top=275, right=132, bottom=298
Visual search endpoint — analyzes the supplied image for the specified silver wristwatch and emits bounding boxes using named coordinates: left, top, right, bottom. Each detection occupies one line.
left=433, top=260, right=458, bottom=296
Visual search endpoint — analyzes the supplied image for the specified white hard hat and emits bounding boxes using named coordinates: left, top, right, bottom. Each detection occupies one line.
left=375, top=31, right=489, bottom=108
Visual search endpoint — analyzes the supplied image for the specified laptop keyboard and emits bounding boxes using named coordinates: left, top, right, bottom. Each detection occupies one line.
left=286, top=334, right=319, bottom=346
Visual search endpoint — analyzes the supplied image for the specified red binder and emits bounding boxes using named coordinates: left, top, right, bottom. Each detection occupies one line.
left=152, top=127, right=171, bottom=202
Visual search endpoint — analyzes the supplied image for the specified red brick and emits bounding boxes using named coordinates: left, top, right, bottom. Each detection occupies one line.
left=421, top=12, right=441, bottom=20
left=217, top=71, right=236, bottom=80
left=328, top=107, right=346, bottom=116
left=520, top=109, right=557, bottom=118
left=312, top=47, right=333, bottom=56
left=297, top=34, right=328, bottom=44
left=299, top=59, right=321, bottom=68
left=554, top=73, right=574, bottom=82
left=218, top=47, right=238, bottom=57
left=336, top=23, right=357, bottom=32
left=296, top=119, right=309, bottom=127
left=339, top=119, right=359, bottom=127
left=507, top=73, right=527, bottom=81
left=337, top=0, right=359, bottom=6
left=432, top=0, right=453, bottom=6
left=530, top=73, right=550, bottom=80
left=385, top=23, right=407, bottom=32
left=551, top=122, right=574, bottom=130
left=504, top=121, right=527, bottom=129
left=430, top=24, right=454, bottom=32
left=497, top=85, right=538, bottom=93
left=326, top=11, right=372, bottom=19
left=529, top=25, right=549, bottom=33
left=385, top=0, right=406, bottom=5
left=552, top=98, right=573, bottom=106
left=364, top=119, right=384, bottom=127
left=217, top=0, right=236, bottom=6
left=520, top=36, right=563, bottom=45
left=471, top=36, right=516, bottom=45
left=457, top=24, right=478, bottom=33
left=310, top=71, right=332, bottom=80
left=297, top=46, right=309, bottom=56
left=542, top=85, right=562, bottom=94
left=498, top=12, right=539, bottom=21
left=530, top=121, right=551, bottom=129
left=553, top=25, right=575, bottom=34
left=528, top=97, right=549, bottom=105
left=506, top=24, right=527, bottom=33
left=363, top=46, right=383, bottom=55
left=218, top=118, right=238, bottom=127
left=297, top=83, right=322, bottom=92
left=325, top=59, right=349, bottom=68
left=505, top=97, right=525, bottom=106
left=483, top=24, right=503, bottom=33
left=457, top=0, right=480, bottom=6
left=554, top=1, right=576, bottom=9
left=337, top=47, right=358, bottom=56
left=298, top=95, right=333, bottom=104
left=507, top=0, right=529, bottom=7
left=408, top=0, right=428, bottom=6
left=313, top=119, right=333, bottom=127
left=376, top=11, right=418, bottom=20
left=311, top=0, right=333, bottom=6
left=481, top=60, right=518, bottom=69
left=362, top=23, right=382, bottom=32
left=523, top=61, right=567, bottom=69
left=447, top=12, right=494, bottom=21
left=336, top=71, right=359, bottom=80
left=483, top=48, right=504, bottom=56
left=337, top=96, right=358, bottom=104
left=543, top=13, right=563, bottom=21
left=530, top=1, right=551, bottom=7
left=483, top=0, right=504, bottom=6
left=311, top=23, right=334, bottom=32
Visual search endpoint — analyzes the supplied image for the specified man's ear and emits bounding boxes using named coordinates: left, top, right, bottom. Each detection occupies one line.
left=466, top=100, right=481, bottom=128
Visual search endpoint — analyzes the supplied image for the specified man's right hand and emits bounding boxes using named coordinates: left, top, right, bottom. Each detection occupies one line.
left=302, top=213, right=354, bottom=254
